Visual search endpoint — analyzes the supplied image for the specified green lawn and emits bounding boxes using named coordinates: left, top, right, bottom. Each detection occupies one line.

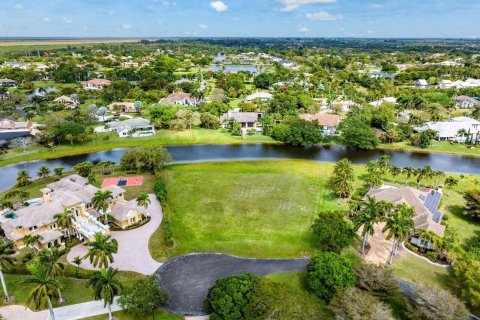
left=380, top=140, right=480, bottom=158
left=0, top=129, right=276, bottom=168
left=1, top=274, right=92, bottom=309
left=150, top=160, right=344, bottom=261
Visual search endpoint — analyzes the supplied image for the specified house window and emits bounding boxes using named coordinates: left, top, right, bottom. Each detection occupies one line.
left=130, top=217, right=136, bottom=224
left=28, top=226, right=37, bottom=232
left=17, top=226, right=23, bottom=230
left=50, top=223, right=56, bottom=230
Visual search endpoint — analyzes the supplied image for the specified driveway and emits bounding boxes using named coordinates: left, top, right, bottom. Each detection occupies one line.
left=155, top=253, right=309, bottom=316
left=67, top=194, right=163, bottom=275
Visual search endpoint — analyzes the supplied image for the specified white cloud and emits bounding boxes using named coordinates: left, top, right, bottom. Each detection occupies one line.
left=370, top=3, right=384, bottom=9
left=14, top=3, right=24, bottom=9
left=297, top=26, right=310, bottom=33
left=210, top=1, right=228, bottom=12
left=199, top=24, right=209, bottom=29
left=122, top=24, right=132, bottom=29
left=305, top=11, right=342, bottom=21
left=62, top=17, right=72, bottom=24
left=277, top=0, right=335, bottom=12
left=42, top=17, right=51, bottom=22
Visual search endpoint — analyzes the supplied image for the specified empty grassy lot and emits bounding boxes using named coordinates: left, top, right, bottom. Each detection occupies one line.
left=150, top=160, right=345, bottom=260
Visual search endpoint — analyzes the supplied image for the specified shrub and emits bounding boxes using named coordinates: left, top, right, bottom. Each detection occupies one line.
left=353, top=263, right=399, bottom=299
left=306, top=252, right=356, bottom=301
left=330, top=287, right=394, bottom=320
left=154, top=178, right=168, bottom=202
left=406, top=284, right=468, bottom=320
left=204, top=274, right=258, bottom=320
left=311, top=211, right=353, bottom=253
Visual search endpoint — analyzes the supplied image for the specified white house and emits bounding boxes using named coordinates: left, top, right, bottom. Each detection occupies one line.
left=161, top=92, right=199, bottom=106
left=455, top=96, right=480, bottom=109
left=415, top=117, right=480, bottom=142
left=244, top=92, right=273, bottom=102
left=415, top=79, right=428, bottom=89
left=96, top=118, right=155, bottom=138
left=369, top=97, right=397, bottom=107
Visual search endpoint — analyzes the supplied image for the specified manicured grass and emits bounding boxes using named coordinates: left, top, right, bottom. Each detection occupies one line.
left=80, top=310, right=182, bottom=320
left=1, top=274, right=92, bottom=309
left=380, top=140, right=480, bottom=158
left=150, top=160, right=345, bottom=261
left=0, top=129, right=276, bottom=168
left=392, top=252, right=453, bottom=291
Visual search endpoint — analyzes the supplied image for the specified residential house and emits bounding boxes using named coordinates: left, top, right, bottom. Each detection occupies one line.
left=455, top=96, right=480, bottom=109
left=107, top=102, right=138, bottom=113
left=369, top=97, right=397, bottom=107
left=53, top=96, right=80, bottom=109
left=81, top=79, right=112, bottom=90
left=96, top=117, right=155, bottom=138
left=0, top=119, right=35, bottom=146
left=368, top=71, right=395, bottom=79
left=300, top=113, right=341, bottom=135
left=332, top=96, right=358, bottom=112
left=244, top=92, right=273, bottom=102
left=439, top=78, right=480, bottom=89
left=161, top=92, right=199, bottom=106
left=415, top=117, right=480, bottom=142
left=367, top=186, right=445, bottom=248
left=439, top=80, right=454, bottom=89
left=1, top=175, right=145, bottom=249
left=0, top=79, right=17, bottom=88
left=220, top=111, right=263, bottom=130
left=415, top=79, right=428, bottom=89
left=1, top=61, right=27, bottom=70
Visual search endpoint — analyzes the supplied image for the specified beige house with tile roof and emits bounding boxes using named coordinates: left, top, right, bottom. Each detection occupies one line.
left=2, top=175, right=145, bottom=249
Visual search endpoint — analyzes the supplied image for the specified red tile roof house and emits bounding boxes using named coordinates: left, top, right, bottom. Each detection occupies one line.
left=160, top=92, right=199, bottom=106
left=53, top=96, right=80, bottom=109
left=300, top=113, right=341, bottom=135
left=107, top=102, right=137, bottom=113
left=81, top=79, right=112, bottom=90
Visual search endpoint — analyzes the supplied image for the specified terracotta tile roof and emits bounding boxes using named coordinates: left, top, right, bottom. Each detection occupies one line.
left=300, top=113, right=341, bottom=127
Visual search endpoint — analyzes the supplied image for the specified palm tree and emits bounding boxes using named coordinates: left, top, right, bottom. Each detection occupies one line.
left=83, top=233, right=118, bottom=269
left=332, top=159, right=355, bottom=198
left=86, top=267, right=122, bottom=320
left=431, top=170, right=445, bottom=188
left=16, top=170, right=31, bottom=187
left=53, top=167, right=64, bottom=179
left=383, top=204, right=415, bottom=265
left=37, top=166, right=51, bottom=179
left=0, top=241, right=15, bottom=302
left=92, top=190, right=112, bottom=224
left=444, top=176, right=459, bottom=195
left=20, top=264, right=61, bottom=320
left=136, top=193, right=151, bottom=216
left=54, top=208, right=75, bottom=241
left=37, top=247, right=65, bottom=303
left=72, top=256, right=83, bottom=278
left=23, top=234, right=43, bottom=251
left=377, top=155, right=391, bottom=176
left=0, top=199, right=13, bottom=210
left=353, top=196, right=386, bottom=255
left=389, top=166, right=402, bottom=183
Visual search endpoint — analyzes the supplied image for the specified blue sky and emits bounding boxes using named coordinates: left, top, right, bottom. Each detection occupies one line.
left=0, top=0, right=479, bottom=38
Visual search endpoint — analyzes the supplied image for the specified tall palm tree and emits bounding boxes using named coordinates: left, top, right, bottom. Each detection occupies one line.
left=444, top=176, right=459, bottom=195
left=83, top=233, right=118, bottom=269
left=383, top=204, right=415, bottom=265
left=23, top=234, right=43, bottom=251
left=20, top=264, right=61, bottom=320
left=431, top=170, right=445, bottom=188
left=353, top=196, right=386, bottom=255
left=37, top=166, right=51, bottom=179
left=72, top=256, right=83, bottom=278
left=53, top=167, right=64, bottom=179
left=136, top=193, right=151, bottom=216
left=92, top=190, right=112, bottom=224
left=389, top=166, right=402, bottom=183
left=402, top=167, right=415, bottom=186
left=332, top=159, right=355, bottom=198
left=54, top=208, right=75, bottom=241
left=37, top=247, right=65, bottom=303
left=16, top=170, right=31, bottom=187
left=86, top=267, right=122, bottom=320
left=377, top=155, right=391, bottom=176
left=0, top=241, right=15, bottom=302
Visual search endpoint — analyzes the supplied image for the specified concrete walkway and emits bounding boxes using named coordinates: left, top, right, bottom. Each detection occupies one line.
left=67, top=194, right=163, bottom=275
left=0, top=297, right=121, bottom=320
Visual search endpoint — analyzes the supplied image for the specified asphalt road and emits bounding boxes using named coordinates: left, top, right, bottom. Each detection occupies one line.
left=155, top=253, right=309, bottom=315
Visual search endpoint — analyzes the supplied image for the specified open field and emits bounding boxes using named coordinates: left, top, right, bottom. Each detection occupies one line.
left=150, top=160, right=355, bottom=260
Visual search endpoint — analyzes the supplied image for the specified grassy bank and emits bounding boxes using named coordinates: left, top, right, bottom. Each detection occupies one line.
left=0, top=129, right=276, bottom=168
left=379, top=140, right=480, bottom=158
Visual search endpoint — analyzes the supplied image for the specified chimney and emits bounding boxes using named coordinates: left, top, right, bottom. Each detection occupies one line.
left=41, top=188, right=52, bottom=204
